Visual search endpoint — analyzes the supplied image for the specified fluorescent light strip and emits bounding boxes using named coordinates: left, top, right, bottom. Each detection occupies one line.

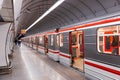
left=26, top=0, right=65, bottom=31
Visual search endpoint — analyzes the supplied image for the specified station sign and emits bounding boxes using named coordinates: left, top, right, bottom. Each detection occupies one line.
left=21, top=29, right=26, bottom=34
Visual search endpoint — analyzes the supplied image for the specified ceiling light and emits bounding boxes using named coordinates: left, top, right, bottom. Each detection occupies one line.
left=26, top=0, right=65, bottom=31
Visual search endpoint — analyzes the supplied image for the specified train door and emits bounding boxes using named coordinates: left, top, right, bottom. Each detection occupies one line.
left=44, top=35, right=48, bottom=54
left=71, top=31, right=84, bottom=72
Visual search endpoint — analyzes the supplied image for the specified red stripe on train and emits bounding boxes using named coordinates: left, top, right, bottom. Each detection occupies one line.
left=59, top=53, right=71, bottom=58
left=48, top=50, right=59, bottom=54
left=85, top=61, right=120, bottom=75
left=38, top=46, right=44, bottom=50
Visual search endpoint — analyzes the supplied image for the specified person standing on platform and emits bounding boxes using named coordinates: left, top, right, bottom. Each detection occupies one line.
left=18, top=39, right=21, bottom=47
left=111, top=30, right=118, bottom=55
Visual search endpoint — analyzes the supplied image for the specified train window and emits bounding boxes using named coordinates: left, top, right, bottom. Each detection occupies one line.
left=39, top=36, right=42, bottom=44
left=31, top=37, right=33, bottom=43
left=51, top=35, right=54, bottom=46
left=72, top=34, right=76, bottom=45
left=29, top=38, right=31, bottom=43
left=60, top=34, right=63, bottom=47
left=33, top=37, right=36, bottom=44
left=56, top=35, right=59, bottom=47
left=97, top=25, right=120, bottom=55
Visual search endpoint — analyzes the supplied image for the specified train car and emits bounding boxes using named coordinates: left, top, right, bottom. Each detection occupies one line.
left=28, top=36, right=31, bottom=47
left=29, top=36, right=33, bottom=48
left=58, top=30, right=72, bottom=66
left=44, top=35, right=48, bottom=54
left=37, top=34, right=45, bottom=54
left=47, top=31, right=59, bottom=61
left=32, top=36, right=36, bottom=50
left=52, top=17, right=120, bottom=79
left=23, top=36, right=31, bottom=47
left=26, top=37, right=30, bottom=47
left=80, top=17, right=120, bottom=80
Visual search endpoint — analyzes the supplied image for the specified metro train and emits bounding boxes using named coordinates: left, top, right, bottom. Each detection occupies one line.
left=22, top=16, right=120, bottom=80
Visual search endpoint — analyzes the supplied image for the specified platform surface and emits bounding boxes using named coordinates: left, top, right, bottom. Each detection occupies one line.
left=0, top=44, right=98, bottom=80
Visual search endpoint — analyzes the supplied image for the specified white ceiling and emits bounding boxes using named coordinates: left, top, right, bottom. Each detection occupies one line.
left=16, top=0, right=120, bottom=36
left=0, top=0, right=14, bottom=22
